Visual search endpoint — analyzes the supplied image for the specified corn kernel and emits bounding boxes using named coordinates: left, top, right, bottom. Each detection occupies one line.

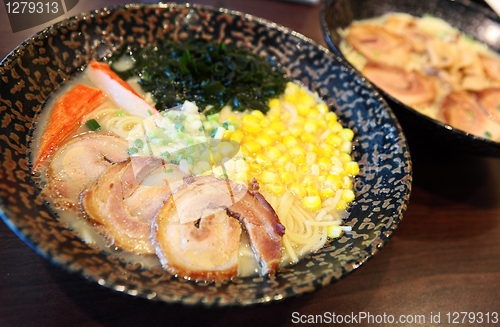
left=342, top=189, right=355, bottom=203
left=325, top=112, right=338, bottom=121
left=267, top=182, right=284, bottom=196
left=324, top=175, right=342, bottom=191
left=275, top=143, right=287, bottom=153
left=294, top=157, right=306, bottom=165
left=284, top=94, right=297, bottom=103
left=255, top=153, right=271, bottom=166
left=326, top=134, right=342, bottom=147
left=265, top=147, right=282, bottom=160
left=227, top=116, right=239, bottom=123
left=318, top=157, right=331, bottom=170
left=289, top=182, right=307, bottom=198
left=304, top=122, right=317, bottom=134
left=242, top=122, right=261, bottom=134
left=280, top=172, right=293, bottom=183
left=289, top=146, right=306, bottom=158
left=251, top=110, right=265, bottom=120
left=311, top=164, right=320, bottom=176
left=336, top=199, right=347, bottom=210
left=260, top=171, right=277, bottom=183
left=269, top=99, right=281, bottom=108
left=340, top=141, right=352, bottom=153
left=316, top=103, right=329, bottom=114
left=242, top=140, right=262, bottom=154
left=259, top=118, right=270, bottom=127
left=276, top=155, right=292, bottom=167
left=211, top=152, right=222, bottom=164
left=262, top=127, right=279, bottom=137
left=282, top=135, right=297, bottom=148
left=285, top=162, right=297, bottom=174
left=339, top=153, right=352, bottom=163
left=302, top=196, right=322, bottom=211
left=268, top=121, right=286, bottom=133
left=222, top=130, right=233, bottom=140
left=327, top=225, right=343, bottom=238
left=316, top=120, right=327, bottom=131
left=320, top=188, right=336, bottom=199
left=307, top=109, right=321, bottom=119
left=249, top=163, right=262, bottom=174
left=339, top=128, right=354, bottom=142
left=328, top=121, right=343, bottom=133
left=296, top=103, right=311, bottom=116
left=299, top=163, right=309, bottom=175
left=300, top=133, right=316, bottom=143
left=309, top=144, right=322, bottom=155
left=345, top=161, right=359, bottom=176
left=242, top=114, right=260, bottom=124
left=342, top=176, right=353, bottom=189
left=255, top=135, right=273, bottom=147
left=299, top=94, right=316, bottom=107
left=230, top=130, right=244, bottom=143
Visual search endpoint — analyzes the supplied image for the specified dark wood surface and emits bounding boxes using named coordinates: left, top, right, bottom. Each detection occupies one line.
left=2, top=1, right=500, bottom=326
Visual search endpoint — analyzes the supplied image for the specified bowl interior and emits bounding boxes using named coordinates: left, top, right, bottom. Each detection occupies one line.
left=0, top=3, right=411, bottom=306
left=321, top=0, right=500, bottom=156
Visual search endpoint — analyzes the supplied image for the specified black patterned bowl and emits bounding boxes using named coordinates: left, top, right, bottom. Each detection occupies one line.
left=321, top=0, right=500, bottom=156
left=0, top=3, right=411, bottom=306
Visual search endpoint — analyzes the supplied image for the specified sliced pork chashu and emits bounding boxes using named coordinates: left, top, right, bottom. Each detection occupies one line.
left=362, top=62, right=436, bottom=106
left=151, top=176, right=285, bottom=281
left=45, top=132, right=129, bottom=209
left=440, top=91, right=487, bottom=136
left=345, top=24, right=411, bottom=67
left=81, top=156, right=185, bottom=254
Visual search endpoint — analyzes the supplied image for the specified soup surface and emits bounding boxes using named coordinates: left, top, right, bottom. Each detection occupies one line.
left=31, top=40, right=359, bottom=281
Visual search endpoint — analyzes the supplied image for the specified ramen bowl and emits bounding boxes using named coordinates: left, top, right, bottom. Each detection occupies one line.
left=0, top=3, right=411, bottom=306
left=321, top=0, right=500, bottom=156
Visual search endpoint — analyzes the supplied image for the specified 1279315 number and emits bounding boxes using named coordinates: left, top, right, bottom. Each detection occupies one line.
left=5, top=2, right=60, bottom=14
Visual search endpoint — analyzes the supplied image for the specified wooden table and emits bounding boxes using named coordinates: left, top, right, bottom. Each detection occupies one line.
left=1, top=1, right=500, bottom=326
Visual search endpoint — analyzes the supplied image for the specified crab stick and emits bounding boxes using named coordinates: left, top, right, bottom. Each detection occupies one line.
left=86, top=60, right=159, bottom=119
left=33, top=84, right=105, bottom=171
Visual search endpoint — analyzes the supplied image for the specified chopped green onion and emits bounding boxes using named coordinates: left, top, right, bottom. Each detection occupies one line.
left=485, top=131, right=492, bottom=138
left=128, top=147, right=138, bottom=155
left=115, top=110, right=125, bottom=117
left=85, top=119, right=101, bottom=131
left=134, top=139, right=144, bottom=148
left=219, top=174, right=229, bottom=180
left=207, top=113, right=219, bottom=122
left=174, top=121, right=185, bottom=132
left=161, top=151, right=171, bottom=158
left=464, top=34, right=474, bottom=41
left=165, top=169, right=175, bottom=173
left=148, top=109, right=153, bottom=116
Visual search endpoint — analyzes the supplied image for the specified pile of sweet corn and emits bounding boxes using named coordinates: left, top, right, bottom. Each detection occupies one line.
left=225, top=82, right=359, bottom=214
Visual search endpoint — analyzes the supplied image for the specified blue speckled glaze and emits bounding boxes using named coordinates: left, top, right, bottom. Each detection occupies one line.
left=0, top=3, right=412, bottom=306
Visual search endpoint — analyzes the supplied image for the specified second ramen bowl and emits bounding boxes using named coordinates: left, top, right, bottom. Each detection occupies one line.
left=321, top=0, right=500, bottom=156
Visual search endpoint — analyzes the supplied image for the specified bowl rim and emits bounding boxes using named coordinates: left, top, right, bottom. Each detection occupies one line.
left=0, top=2, right=412, bottom=307
left=319, top=0, right=500, bottom=149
